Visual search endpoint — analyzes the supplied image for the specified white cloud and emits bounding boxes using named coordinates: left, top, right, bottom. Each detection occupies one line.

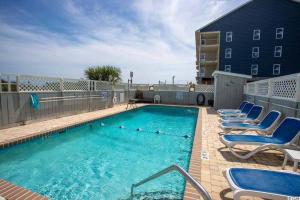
left=0, top=0, right=249, bottom=84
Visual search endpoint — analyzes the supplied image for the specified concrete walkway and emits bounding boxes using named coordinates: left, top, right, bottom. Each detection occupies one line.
left=184, top=108, right=298, bottom=200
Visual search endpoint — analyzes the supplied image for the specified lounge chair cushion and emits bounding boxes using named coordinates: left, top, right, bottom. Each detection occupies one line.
left=221, top=122, right=259, bottom=129
left=228, top=168, right=300, bottom=197
left=223, top=135, right=285, bottom=144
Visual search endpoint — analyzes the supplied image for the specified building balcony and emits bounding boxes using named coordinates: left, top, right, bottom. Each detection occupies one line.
left=199, top=59, right=218, bottom=64
left=201, top=38, right=219, bottom=46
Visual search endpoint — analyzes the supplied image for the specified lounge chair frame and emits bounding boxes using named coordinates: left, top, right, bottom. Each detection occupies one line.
left=220, top=110, right=282, bottom=135
left=217, top=101, right=249, bottom=114
left=220, top=117, right=300, bottom=159
left=220, top=105, right=264, bottom=124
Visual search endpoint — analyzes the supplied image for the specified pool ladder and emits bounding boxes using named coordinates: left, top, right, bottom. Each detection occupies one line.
left=130, top=164, right=212, bottom=200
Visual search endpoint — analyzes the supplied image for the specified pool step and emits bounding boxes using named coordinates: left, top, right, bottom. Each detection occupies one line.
left=0, top=179, right=48, bottom=200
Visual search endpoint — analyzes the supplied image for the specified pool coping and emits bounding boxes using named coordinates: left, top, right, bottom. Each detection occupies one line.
left=0, top=103, right=201, bottom=149
left=0, top=103, right=204, bottom=199
left=0, top=179, right=48, bottom=200
left=0, top=104, right=143, bottom=149
left=183, top=108, right=203, bottom=200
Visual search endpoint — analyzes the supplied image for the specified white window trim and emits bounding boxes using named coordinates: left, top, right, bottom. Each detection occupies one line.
left=225, top=65, right=231, bottom=72
left=226, top=32, right=232, bottom=42
left=273, top=64, right=281, bottom=75
left=252, top=47, right=259, bottom=58
left=251, top=64, right=258, bottom=75
left=274, top=46, right=282, bottom=57
left=225, top=48, right=232, bottom=59
left=253, top=29, right=260, bottom=40
left=276, top=28, right=284, bottom=39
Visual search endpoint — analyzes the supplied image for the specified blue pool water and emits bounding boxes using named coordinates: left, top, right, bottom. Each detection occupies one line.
left=0, top=105, right=198, bottom=199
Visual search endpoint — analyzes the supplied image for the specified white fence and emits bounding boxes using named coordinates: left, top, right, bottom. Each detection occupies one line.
left=244, top=73, right=300, bottom=102
left=0, top=73, right=214, bottom=93
left=130, top=83, right=214, bottom=93
left=0, top=74, right=115, bottom=92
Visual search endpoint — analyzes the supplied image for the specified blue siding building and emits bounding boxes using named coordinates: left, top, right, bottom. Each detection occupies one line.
left=195, top=0, right=300, bottom=84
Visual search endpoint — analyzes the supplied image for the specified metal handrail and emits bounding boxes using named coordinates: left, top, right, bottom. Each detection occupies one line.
left=130, top=164, right=212, bottom=200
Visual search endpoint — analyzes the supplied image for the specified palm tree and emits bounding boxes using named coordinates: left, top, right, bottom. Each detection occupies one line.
left=84, top=65, right=121, bottom=84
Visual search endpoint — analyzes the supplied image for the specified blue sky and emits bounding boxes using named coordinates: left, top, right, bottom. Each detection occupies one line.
left=0, top=0, right=248, bottom=83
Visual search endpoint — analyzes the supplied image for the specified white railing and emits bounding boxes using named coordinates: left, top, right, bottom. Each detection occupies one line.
left=244, top=73, right=300, bottom=102
left=0, top=73, right=215, bottom=93
left=0, top=73, right=114, bottom=92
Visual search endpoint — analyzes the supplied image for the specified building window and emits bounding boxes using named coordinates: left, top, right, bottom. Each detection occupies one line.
left=226, top=32, right=232, bottom=42
left=273, top=64, right=281, bottom=75
left=225, top=48, right=232, bottom=58
left=251, top=64, right=258, bottom=75
left=274, top=46, right=282, bottom=57
left=252, top=47, right=259, bottom=58
left=225, top=65, right=231, bottom=72
left=253, top=29, right=260, bottom=40
left=199, top=67, right=205, bottom=77
left=276, top=28, right=284, bottom=39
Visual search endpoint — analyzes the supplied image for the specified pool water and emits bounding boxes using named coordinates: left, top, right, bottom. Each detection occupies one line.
left=0, top=105, right=198, bottom=199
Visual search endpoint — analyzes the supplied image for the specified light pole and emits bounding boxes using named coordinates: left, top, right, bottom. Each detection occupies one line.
left=128, top=71, right=133, bottom=88
left=172, top=76, right=175, bottom=85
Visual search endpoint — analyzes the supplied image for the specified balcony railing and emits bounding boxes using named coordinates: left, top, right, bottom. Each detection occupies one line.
left=199, top=56, right=218, bottom=63
left=201, top=38, right=219, bottom=46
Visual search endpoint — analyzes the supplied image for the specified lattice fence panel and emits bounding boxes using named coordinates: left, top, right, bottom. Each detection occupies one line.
left=271, top=78, right=297, bottom=100
left=18, top=75, right=61, bottom=92
left=63, top=79, right=90, bottom=91
left=95, top=81, right=113, bottom=91
left=256, top=81, right=269, bottom=96
left=195, top=85, right=214, bottom=93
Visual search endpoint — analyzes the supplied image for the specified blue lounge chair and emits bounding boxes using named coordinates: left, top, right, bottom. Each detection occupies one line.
left=220, top=117, right=300, bottom=159
left=219, top=103, right=254, bottom=117
left=220, top=105, right=264, bottom=123
left=220, top=110, right=281, bottom=134
left=217, top=101, right=249, bottom=114
left=224, top=168, right=300, bottom=200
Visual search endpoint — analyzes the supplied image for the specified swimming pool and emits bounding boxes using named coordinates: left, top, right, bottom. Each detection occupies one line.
left=0, top=105, right=198, bottom=199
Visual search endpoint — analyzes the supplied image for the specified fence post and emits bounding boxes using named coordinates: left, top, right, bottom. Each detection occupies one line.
left=7, top=75, right=11, bottom=92
left=243, top=84, right=247, bottom=95
left=16, top=75, right=20, bottom=92
left=0, top=73, right=2, bottom=93
left=267, top=79, right=273, bottom=98
left=296, top=74, right=300, bottom=102
left=60, top=78, right=64, bottom=91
